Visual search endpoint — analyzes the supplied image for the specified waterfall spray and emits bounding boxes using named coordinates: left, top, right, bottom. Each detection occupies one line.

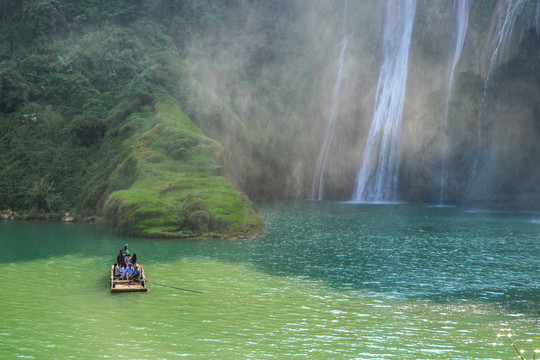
left=487, top=0, right=527, bottom=75
left=439, top=0, right=470, bottom=205
left=470, top=0, right=526, bottom=200
left=536, top=1, right=540, bottom=36
left=351, top=0, right=416, bottom=203
left=310, top=0, right=349, bottom=201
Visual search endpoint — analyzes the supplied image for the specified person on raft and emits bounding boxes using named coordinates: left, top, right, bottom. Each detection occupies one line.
left=113, top=262, right=122, bottom=278
left=131, top=265, right=141, bottom=284
left=123, top=263, right=135, bottom=282
left=116, top=250, right=125, bottom=267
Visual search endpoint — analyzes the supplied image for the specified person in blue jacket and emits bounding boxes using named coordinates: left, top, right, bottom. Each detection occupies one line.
left=123, top=263, right=135, bottom=282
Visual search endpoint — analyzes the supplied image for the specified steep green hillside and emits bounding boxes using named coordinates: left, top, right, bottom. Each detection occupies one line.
left=0, top=0, right=263, bottom=237
left=104, top=95, right=262, bottom=238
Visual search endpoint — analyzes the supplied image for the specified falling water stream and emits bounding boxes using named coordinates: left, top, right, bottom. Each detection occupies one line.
left=470, top=0, right=527, bottom=200
left=311, top=0, right=349, bottom=201
left=537, top=1, right=540, bottom=35
left=439, top=0, right=471, bottom=205
left=352, top=0, right=417, bottom=203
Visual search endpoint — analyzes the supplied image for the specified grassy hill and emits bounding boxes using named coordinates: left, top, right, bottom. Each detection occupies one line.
left=0, top=0, right=264, bottom=237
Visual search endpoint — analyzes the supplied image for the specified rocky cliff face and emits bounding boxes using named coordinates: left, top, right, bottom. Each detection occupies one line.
left=284, top=0, right=540, bottom=207
left=399, top=0, right=540, bottom=207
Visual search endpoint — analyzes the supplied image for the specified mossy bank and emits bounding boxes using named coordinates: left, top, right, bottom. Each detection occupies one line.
left=0, top=93, right=264, bottom=238
left=103, top=95, right=263, bottom=238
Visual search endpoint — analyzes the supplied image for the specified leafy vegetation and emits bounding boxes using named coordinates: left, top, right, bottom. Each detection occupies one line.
left=0, top=0, right=264, bottom=237
left=104, top=95, right=263, bottom=238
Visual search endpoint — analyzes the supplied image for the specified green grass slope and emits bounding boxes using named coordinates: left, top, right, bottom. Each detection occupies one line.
left=104, top=95, right=263, bottom=238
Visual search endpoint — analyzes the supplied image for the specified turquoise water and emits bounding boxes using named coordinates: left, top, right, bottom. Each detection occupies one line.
left=1, top=201, right=539, bottom=359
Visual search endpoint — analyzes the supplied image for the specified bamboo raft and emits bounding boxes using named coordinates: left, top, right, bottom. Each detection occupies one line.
left=110, top=264, right=148, bottom=293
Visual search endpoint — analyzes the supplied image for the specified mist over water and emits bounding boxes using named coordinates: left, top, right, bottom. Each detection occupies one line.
left=311, top=0, right=349, bottom=201
left=179, top=0, right=540, bottom=206
left=352, top=0, right=416, bottom=203
left=440, top=0, right=470, bottom=204
left=470, top=0, right=528, bottom=201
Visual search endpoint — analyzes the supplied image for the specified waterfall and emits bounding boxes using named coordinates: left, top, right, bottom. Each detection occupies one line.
left=470, top=0, right=526, bottom=199
left=536, top=1, right=540, bottom=36
left=310, top=0, right=349, bottom=200
left=439, top=0, right=470, bottom=205
left=351, top=0, right=416, bottom=203
left=486, top=0, right=527, bottom=78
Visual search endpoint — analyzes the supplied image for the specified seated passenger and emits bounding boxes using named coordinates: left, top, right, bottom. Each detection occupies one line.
left=113, top=262, right=122, bottom=278
left=131, top=266, right=141, bottom=284
left=123, top=263, right=135, bottom=281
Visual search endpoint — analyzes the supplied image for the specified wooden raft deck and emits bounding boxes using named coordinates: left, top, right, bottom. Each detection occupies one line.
left=110, top=265, right=148, bottom=293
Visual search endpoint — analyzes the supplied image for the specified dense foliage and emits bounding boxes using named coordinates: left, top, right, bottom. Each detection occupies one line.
left=0, top=0, right=265, bottom=236
left=0, top=0, right=320, bottom=214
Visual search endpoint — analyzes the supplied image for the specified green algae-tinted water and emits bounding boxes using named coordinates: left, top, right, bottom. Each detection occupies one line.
left=1, top=201, right=539, bottom=359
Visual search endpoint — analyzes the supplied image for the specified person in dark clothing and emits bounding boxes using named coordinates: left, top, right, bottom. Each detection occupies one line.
left=131, top=253, right=137, bottom=265
left=130, top=266, right=141, bottom=284
left=116, top=250, right=125, bottom=267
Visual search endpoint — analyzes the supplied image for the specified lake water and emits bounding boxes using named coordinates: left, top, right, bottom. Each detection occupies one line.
left=1, top=201, right=539, bottom=359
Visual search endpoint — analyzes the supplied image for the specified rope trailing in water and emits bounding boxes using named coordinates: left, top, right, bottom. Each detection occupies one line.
left=533, top=335, right=540, bottom=360
left=506, top=334, right=526, bottom=360
left=145, top=280, right=207, bottom=294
